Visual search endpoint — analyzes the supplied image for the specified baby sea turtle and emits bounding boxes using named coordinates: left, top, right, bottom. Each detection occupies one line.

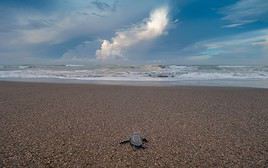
left=120, top=132, right=148, bottom=149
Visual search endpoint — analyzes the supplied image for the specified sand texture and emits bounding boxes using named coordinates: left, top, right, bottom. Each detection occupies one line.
left=0, top=82, right=268, bottom=167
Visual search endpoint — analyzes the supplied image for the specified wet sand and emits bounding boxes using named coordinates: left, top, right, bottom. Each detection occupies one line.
left=0, top=81, right=268, bottom=167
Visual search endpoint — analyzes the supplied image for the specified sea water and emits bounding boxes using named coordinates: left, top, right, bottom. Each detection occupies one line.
left=0, top=64, right=268, bottom=88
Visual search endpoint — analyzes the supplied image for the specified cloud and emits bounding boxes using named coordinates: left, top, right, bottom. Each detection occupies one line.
left=220, top=0, right=268, bottom=27
left=181, top=28, right=268, bottom=64
left=222, top=23, right=244, bottom=28
left=0, top=0, right=169, bottom=64
left=188, top=55, right=212, bottom=61
left=4, top=0, right=161, bottom=46
left=62, top=40, right=99, bottom=60
left=17, top=10, right=106, bottom=45
left=96, top=6, right=169, bottom=60
left=204, top=29, right=268, bottom=50
left=91, top=0, right=117, bottom=11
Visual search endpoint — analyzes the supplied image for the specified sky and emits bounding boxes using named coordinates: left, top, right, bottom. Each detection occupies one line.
left=0, top=0, right=268, bottom=65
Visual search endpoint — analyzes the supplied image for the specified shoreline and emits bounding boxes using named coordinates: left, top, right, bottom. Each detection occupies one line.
left=0, top=81, right=268, bottom=167
left=1, top=78, right=268, bottom=89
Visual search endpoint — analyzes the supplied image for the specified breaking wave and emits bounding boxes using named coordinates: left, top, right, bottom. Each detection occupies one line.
left=0, top=64, right=268, bottom=82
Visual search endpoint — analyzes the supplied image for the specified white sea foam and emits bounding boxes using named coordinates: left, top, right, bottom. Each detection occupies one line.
left=0, top=65, right=268, bottom=84
left=65, top=64, right=84, bottom=67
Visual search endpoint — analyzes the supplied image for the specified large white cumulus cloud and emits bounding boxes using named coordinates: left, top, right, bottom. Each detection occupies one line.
left=96, top=6, right=169, bottom=60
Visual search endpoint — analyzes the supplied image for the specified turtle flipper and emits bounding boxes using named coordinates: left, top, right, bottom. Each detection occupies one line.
left=142, top=138, right=148, bottom=143
left=131, top=145, right=138, bottom=151
left=120, top=140, right=130, bottom=144
left=140, top=145, right=146, bottom=149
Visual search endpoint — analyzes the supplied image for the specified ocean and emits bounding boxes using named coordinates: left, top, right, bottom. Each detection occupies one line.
left=0, top=64, right=268, bottom=88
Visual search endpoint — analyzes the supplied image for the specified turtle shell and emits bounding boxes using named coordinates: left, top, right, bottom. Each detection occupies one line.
left=130, top=133, right=143, bottom=147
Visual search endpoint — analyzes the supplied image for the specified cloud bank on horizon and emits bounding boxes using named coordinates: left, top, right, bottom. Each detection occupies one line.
left=96, top=7, right=169, bottom=60
left=0, top=0, right=268, bottom=64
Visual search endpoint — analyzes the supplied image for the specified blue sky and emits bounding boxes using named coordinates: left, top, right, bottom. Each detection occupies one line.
left=0, top=0, right=267, bottom=64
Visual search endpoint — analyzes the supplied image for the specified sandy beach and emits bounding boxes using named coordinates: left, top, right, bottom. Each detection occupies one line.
left=0, top=81, right=267, bottom=167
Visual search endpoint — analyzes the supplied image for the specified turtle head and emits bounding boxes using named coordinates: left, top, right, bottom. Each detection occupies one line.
left=133, top=132, right=141, bottom=136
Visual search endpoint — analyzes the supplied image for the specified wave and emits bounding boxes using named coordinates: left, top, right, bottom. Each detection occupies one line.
left=65, top=64, right=84, bottom=67
left=0, top=65, right=268, bottom=81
